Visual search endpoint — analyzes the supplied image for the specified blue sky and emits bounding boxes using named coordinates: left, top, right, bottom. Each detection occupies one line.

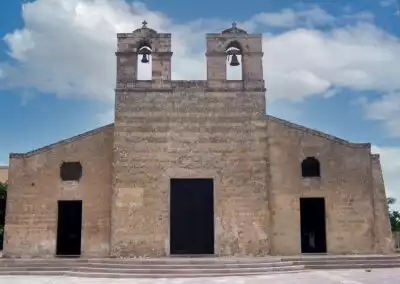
left=0, top=0, right=400, bottom=203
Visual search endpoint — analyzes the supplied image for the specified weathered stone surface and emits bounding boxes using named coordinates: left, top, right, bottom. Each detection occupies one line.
left=3, top=24, right=393, bottom=258
left=0, top=166, right=7, bottom=183
left=4, top=125, right=114, bottom=257
left=267, top=117, right=382, bottom=255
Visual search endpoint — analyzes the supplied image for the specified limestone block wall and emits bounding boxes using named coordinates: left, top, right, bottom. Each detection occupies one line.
left=267, top=116, right=378, bottom=255
left=372, top=154, right=394, bottom=254
left=0, top=166, right=8, bottom=183
left=112, top=81, right=270, bottom=257
left=3, top=125, right=113, bottom=257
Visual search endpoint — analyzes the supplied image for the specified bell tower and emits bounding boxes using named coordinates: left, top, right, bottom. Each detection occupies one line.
left=112, top=22, right=173, bottom=257
left=206, top=22, right=265, bottom=91
left=115, top=20, right=172, bottom=86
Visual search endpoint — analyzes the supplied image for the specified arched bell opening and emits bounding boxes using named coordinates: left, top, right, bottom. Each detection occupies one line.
left=137, top=43, right=152, bottom=80
left=225, top=41, right=243, bottom=80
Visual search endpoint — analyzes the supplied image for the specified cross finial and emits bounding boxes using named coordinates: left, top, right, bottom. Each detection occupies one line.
left=232, top=21, right=237, bottom=28
left=142, top=20, right=148, bottom=28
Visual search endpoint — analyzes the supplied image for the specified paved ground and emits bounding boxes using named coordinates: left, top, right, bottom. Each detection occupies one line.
left=1, top=269, right=400, bottom=284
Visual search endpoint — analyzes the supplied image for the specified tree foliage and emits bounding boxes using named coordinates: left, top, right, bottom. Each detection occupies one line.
left=388, top=197, right=400, bottom=232
left=0, top=182, right=6, bottom=200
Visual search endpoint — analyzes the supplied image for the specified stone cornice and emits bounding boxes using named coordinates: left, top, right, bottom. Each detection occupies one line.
left=117, top=33, right=171, bottom=39
left=206, top=33, right=262, bottom=38
left=116, top=51, right=173, bottom=56
left=10, top=124, right=114, bottom=159
left=115, top=87, right=266, bottom=92
left=115, top=79, right=265, bottom=92
left=205, top=52, right=264, bottom=57
left=267, top=115, right=371, bottom=149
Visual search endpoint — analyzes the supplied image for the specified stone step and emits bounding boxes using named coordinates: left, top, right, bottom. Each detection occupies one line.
left=293, top=259, right=400, bottom=265
left=283, top=255, right=400, bottom=262
left=0, top=255, right=399, bottom=278
left=0, top=261, right=297, bottom=269
left=0, top=257, right=284, bottom=265
left=304, top=262, right=400, bottom=270
left=0, top=265, right=304, bottom=274
left=0, top=265, right=306, bottom=278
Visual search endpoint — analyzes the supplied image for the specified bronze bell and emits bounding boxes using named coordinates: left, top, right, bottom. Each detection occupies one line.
left=141, top=53, right=149, bottom=64
left=230, top=54, right=240, bottom=67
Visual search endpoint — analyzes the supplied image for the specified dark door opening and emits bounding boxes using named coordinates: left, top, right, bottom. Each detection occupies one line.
left=300, top=198, right=327, bottom=253
left=56, top=200, right=82, bottom=256
left=0, top=198, right=6, bottom=250
left=170, top=178, right=214, bottom=255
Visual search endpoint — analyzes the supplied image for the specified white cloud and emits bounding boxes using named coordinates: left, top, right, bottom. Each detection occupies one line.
left=1, top=0, right=400, bottom=131
left=380, top=0, right=397, bottom=7
left=358, top=93, right=400, bottom=137
left=249, top=6, right=335, bottom=28
left=248, top=6, right=374, bottom=29
left=263, top=23, right=400, bottom=101
left=372, top=145, right=400, bottom=210
left=0, top=0, right=213, bottom=101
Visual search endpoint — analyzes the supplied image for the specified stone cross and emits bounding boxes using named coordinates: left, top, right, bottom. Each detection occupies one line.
left=232, top=21, right=237, bottom=28
left=142, top=20, right=148, bottom=28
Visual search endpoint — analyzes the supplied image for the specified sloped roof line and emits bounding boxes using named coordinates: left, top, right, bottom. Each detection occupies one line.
left=10, top=124, right=114, bottom=159
left=267, top=115, right=370, bottom=149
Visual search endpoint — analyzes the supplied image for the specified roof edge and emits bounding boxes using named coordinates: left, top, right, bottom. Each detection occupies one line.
left=10, top=123, right=114, bottom=159
left=267, top=115, right=370, bottom=148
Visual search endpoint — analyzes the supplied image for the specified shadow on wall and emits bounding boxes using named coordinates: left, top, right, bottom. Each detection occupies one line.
left=0, top=182, right=6, bottom=250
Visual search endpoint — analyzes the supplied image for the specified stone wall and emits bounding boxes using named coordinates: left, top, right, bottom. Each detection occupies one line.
left=267, top=116, right=392, bottom=255
left=4, top=24, right=393, bottom=258
left=371, top=154, right=394, bottom=253
left=0, top=166, right=8, bottom=183
left=112, top=85, right=270, bottom=257
left=3, top=125, right=113, bottom=257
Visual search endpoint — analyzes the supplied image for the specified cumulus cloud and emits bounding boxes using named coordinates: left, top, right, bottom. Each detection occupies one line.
left=357, top=93, right=400, bottom=137
left=372, top=145, right=400, bottom=210
left=264, top=23, right=400, bottom=101
left=0, top=0, right=221, bottom=101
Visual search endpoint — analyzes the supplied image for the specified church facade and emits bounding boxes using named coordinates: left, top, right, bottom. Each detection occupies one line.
left=3, top=23, right=394, bottom=258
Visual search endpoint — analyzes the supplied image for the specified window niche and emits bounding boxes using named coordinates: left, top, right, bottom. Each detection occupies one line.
left=137, top=41, right=152, bottom=80
left=301, top=157, right=320, bottom=178
left=225, top=41, right=243, bottom=80
left=60, top=162, right=83, bottom=182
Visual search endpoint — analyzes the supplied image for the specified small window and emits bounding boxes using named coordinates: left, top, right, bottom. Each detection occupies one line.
left=301, top=157, right=320, bottom=178
left=60, top=162, right=83, bottom=181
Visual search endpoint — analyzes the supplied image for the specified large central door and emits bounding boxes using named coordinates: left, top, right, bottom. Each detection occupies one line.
left=56, top=200, right=82, bottom=256
left=170, top=178, right=214, bottom=255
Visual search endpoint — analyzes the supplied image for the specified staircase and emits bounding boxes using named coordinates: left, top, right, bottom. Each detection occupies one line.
left=283, top=254, right=400, bottom=270
left=0, top=255, right=399, bottom=278
left=0, top=257, right=304, bottom=278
